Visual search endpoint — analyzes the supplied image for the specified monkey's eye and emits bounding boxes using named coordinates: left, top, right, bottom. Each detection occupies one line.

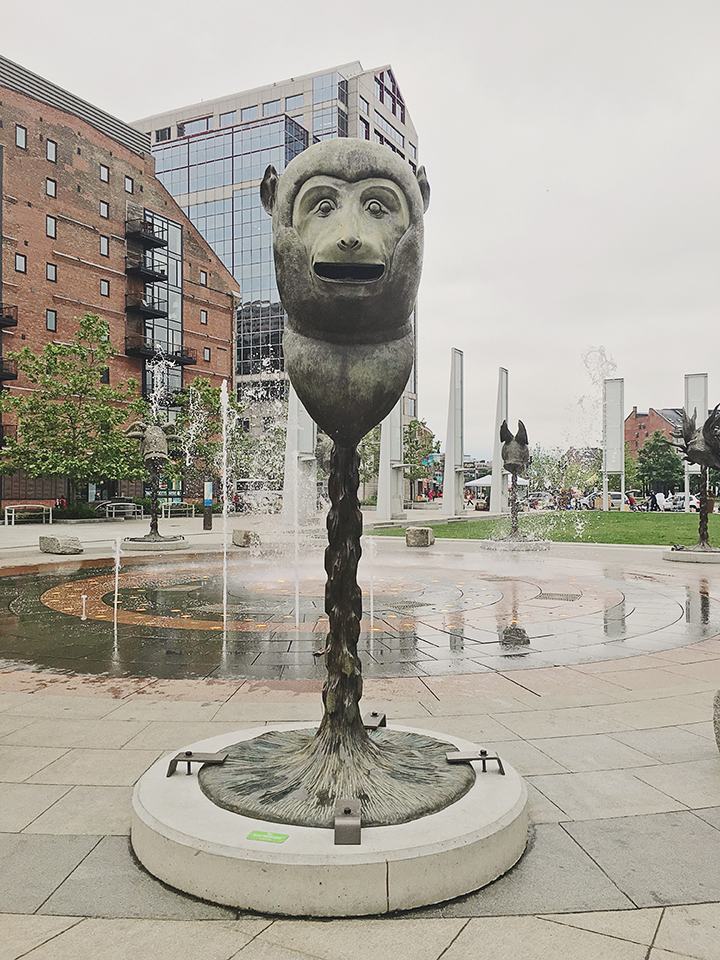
left=365, top=200, right=386, bottom=217
left=316, top=199, right=335, bottom=217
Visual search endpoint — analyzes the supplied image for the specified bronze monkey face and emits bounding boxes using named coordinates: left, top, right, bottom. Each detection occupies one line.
left=261, top=140, right=429, bottom=445
left=293, top=175, right=410, bottom=290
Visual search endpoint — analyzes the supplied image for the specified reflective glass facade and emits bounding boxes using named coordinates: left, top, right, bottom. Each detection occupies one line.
left=143, top=63, right=418, bottom=415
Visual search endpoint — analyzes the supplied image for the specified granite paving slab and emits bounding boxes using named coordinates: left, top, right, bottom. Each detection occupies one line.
left=565, top=811, right=720, bottom=906
left=609, top=725, right=719, bottom=763
left=0, top=834, right=101, bottom=913
left=417, top=824, right=632, bottom=916
left=439, top=915, right=649, bottom=960
left=38, top=836, right=236, bottom=920
left=0, top=783, right=72, bottom=832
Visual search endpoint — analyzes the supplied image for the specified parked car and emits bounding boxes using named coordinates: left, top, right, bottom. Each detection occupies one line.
left=666, top=494, right=700, bottom=512
left=592, top=492, right=631, bottom=510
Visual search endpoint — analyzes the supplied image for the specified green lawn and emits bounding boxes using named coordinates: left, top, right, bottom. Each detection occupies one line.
left=371, top=511, right=720, bottom=546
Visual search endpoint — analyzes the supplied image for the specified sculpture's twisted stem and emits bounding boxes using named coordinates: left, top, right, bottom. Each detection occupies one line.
left=317, top=443, right=370, bottom=746
left=510, top=472, right=519, bottom=538
left=698, top=464, right=710, bottom=548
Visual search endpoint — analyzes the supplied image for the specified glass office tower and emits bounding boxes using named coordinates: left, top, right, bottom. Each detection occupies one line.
left=134, top=62, right=420, bottom=420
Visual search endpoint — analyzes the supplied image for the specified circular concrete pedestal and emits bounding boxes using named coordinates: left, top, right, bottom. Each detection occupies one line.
left=663, top=549, right=720, bottom=563
left=123, top=537, right=185, bottom=552
left=131, top=723, right=528, bottom=916
left=479, top=539, right=549, bottom=552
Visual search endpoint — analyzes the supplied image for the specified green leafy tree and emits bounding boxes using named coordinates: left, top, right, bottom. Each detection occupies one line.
left=526, top=445, right=563, bottom=492
left=624, top=442, right=640, bottom=491
left=0, top=313, right=144, bottom=508
left=638, top=430, right=684, bottom=492
left=358, top=425, right=381, bottom=485
left=403, top=418, right=438, bottom=499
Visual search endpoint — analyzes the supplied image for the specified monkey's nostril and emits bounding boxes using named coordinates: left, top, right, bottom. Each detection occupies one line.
left=338, top=236, right=361, bottom=250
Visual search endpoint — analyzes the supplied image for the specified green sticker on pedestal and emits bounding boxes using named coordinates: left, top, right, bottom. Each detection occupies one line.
left=246, top=830, right=289, bottom=843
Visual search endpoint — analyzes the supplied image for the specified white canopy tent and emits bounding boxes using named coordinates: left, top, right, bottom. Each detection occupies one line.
left=464, top=475, right=528, bottom=488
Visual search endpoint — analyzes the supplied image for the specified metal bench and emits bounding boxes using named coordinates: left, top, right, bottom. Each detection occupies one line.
left=4, top=504, right=53, bottom=526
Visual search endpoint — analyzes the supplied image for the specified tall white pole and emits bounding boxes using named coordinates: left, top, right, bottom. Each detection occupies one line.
left=441, top=348, right=464, bottom=517
left=377, top=398, right=405, bottom=521
left=490, top=367, right=508, bottom=514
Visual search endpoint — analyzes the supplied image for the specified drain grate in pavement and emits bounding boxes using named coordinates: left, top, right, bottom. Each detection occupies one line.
left=536, top=592, right=582, bottom=601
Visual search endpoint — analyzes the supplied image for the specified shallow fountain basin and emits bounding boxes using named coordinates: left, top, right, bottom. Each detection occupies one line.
left=131, top=722, right=528, bottom=916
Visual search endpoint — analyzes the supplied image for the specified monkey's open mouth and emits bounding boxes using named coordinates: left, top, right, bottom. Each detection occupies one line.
left=313, top=262, right=385, bottom=283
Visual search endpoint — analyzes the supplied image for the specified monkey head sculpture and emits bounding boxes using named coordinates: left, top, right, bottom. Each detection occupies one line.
left=261, top=139, right=430, bottom=446
left=500, top=420, right=530, bottom=476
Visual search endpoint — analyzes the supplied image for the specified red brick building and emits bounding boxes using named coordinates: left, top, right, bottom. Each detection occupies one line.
left=625, top=406, right=683, bottom=457
left=0, top=55, right=239, bottom=506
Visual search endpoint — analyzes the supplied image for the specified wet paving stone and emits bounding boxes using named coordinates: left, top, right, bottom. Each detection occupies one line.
left=0, top=563, right=718, bottom=681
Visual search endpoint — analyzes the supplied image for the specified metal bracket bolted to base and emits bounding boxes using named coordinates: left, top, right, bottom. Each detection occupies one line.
left=334, top=798, right=362, bottom=845
left=166, top=750, right=229, bottom=777
left=363, top=711, right=387, bottom=730
left=446, top=749, right=505, bottom=775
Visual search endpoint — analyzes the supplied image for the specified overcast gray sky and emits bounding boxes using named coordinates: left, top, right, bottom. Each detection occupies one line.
left=3, top=0, right=718, bottom=458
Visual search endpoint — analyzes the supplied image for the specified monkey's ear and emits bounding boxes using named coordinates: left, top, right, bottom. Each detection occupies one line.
left=516, top=420, right=528, bottom=445
left=500, top=420, right=513, bottom=443
left=260, top=165, right=279, bottom=215
left=416, top=165, right=430, bottom=212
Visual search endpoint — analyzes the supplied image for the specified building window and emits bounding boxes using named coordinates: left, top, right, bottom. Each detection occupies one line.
left=240, top=105, right=258, bottom=122
left=99, top=163, right=110, bottom=183
left=46, top=309, right=57, bottom=332
left=15, top=253, right=26, bottom=273
left=313, top=71, right=347, bottom=105
left=46, top=139, right=57, bottom=162
left=263, top=99, right=281, bottom=117
left=100, top=279, right=110, bottom=297
left=15, top=125, right=27, bottom=148
left=374, top=110, right=404, bottom=147
left=99, top=235, right=109, bottom=257
left=200, top=309, right=208, bottom=325
left=200, top=270, right=207, bottom=286
left=155, top=127, right=171, bottom=142
left=204, top=347, right=211, bottom=361
left=408, top=143, right=417, bottom=159
left=99, top=367, right=110, bottom=384
left=99, top=200, right=109, bottom=218
left=124, top=176, right=134, bottom=194
left=219, top=110, right=236, bottom=127
left=359, top=96, right=369, bottom=115
left=46, top=262, right=57, bottom=282
left=285, top=94, right=303, bottom=111
left=46, top=178, right=57, bottom=197
left=359, top=117, right=370, bottom=140
left=177, top=116, right=213, bottom=137
left=46, top=215, right=57, bottom=238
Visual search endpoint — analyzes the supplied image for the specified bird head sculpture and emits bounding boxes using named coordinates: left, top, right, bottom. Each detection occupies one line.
left=674, top=405, right=720, bottom=470
left=500, top=420, right=530, bottom=476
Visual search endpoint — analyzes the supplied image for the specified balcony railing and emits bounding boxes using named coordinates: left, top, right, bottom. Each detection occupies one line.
left=125, top=218, right=168, bottom=248
left=0, top=358, right=18, bottom=380
left=125, top=335, right=197, bottom=366
left=125, top=257, right=167, bottom=282
left=125, top=294, right=168, bottom=319
left=0, top=304, right=18, bottom=329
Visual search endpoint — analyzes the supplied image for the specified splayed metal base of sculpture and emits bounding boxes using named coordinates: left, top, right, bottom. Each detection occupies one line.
left=199, top=727, right=474, bottom=828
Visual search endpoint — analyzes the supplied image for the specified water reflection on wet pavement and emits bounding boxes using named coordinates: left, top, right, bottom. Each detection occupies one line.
left=1, top=545, right=719, bottom=681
